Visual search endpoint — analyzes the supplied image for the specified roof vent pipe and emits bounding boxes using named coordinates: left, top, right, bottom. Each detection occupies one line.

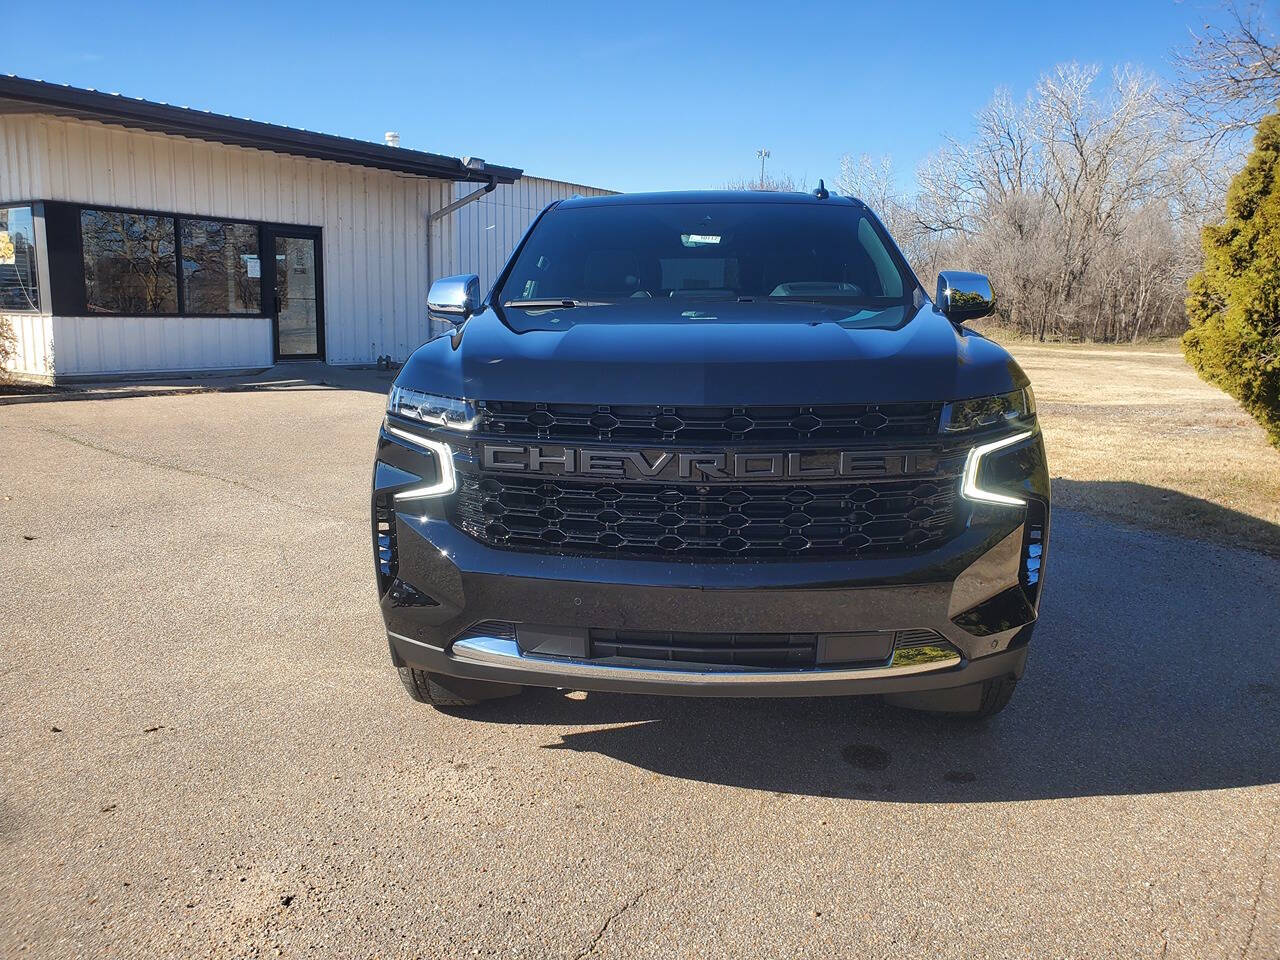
left=384, top=131, right=400, bottom=148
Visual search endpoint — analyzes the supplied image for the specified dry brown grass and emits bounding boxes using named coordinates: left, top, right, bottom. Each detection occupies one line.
left=1000, top=338, right=1280, bottom=556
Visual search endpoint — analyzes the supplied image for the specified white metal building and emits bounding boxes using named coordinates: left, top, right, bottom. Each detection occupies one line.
left=0, top=76, right=611, bottom=381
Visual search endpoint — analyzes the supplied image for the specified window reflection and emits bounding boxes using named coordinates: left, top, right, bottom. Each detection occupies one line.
left=0, top=205, right=40, bottom=312
left=275, top=236, right=319, bottom=355
left=81, top=209, right=178, bottom=314
left=181, top=219, right=261, bottom=314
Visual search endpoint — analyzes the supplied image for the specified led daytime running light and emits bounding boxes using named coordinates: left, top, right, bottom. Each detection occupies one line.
left=386, top=425, right=457, bottom=500
left=962, top=430, right=1034, bottom=507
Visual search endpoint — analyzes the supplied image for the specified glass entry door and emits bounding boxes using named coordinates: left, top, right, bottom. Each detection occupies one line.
left=270, top=230, right=324, bottom=360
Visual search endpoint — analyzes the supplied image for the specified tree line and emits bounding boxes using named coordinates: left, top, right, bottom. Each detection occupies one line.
left=840, top=61, right=1235, bottom=343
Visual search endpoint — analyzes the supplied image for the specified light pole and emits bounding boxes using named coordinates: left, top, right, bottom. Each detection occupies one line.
left=756, top=148, right=770, bottom=189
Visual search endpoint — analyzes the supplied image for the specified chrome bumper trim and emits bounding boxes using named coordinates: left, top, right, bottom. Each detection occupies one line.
left=427, top=634, right=963, bottom=685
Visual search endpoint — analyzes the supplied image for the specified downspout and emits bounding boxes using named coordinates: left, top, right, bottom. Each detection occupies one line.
left=430, top=176, right=498, bottom=224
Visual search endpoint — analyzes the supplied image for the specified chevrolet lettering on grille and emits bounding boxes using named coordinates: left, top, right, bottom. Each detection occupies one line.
left=479, top=443, right=938, bottom=482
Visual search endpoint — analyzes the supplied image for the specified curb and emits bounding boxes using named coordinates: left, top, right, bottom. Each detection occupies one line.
left=0, top=379, right=375, bottom=406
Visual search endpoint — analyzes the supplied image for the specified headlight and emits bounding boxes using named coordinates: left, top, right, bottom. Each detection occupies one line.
left=962, top=430, right=1034, bottom=506
left=387, top=385, right=477, bottom=431
left=940, top=388, right=1035, bottom=433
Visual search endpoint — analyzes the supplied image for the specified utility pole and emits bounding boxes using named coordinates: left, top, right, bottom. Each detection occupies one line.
left=756, top=148, right=770, bottom=189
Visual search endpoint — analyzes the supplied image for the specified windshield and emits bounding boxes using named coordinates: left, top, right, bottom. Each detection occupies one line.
left=496, top=200, right=913, bottom=313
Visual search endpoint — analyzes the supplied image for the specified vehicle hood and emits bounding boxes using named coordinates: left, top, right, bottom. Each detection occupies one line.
left=399, top=299, right=1028, bottom=405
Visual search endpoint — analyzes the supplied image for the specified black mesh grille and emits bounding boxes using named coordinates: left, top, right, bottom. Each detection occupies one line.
left=590, top=627, right=949, bottom=668
left=456, top=620, right=518, bottom=642
left=894, top=628, right=945, bottom=648
left=452, top=472, right=961, bottom=560
left=479, top=401, right=941, bottom=444
left=590, top=629, right=819, bottom=668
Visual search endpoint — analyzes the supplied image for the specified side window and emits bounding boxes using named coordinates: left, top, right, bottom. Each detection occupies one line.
left=181, top=219, right=262, bottom=314
left=0, top=205, right=40, bottom=311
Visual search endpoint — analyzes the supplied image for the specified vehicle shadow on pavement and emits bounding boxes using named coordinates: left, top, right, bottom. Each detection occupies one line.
left=467, top=506, right=1280, bottom=802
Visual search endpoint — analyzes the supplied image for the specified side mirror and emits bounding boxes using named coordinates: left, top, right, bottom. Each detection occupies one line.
left=428, top=274, right=481, bottom=325
left=935, top=271, right=995, bottom=323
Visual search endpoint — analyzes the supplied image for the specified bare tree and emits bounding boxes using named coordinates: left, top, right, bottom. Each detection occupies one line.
left=722, top=172, right=808, bottom=192
left=837, top=153, right=948, bottom=282
left=1172, top=0, right=1280, bottom=143
left=901, top=63, right=1214, bottom=341
left=836, top=153, right=899, bottom=220
left=0, top=317, right=14, bottom=380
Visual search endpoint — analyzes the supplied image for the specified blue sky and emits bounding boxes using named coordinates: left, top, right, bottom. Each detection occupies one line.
left=7, top=0, right=1233, bottom=192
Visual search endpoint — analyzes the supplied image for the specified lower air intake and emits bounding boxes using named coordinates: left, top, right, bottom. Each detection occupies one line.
left=589, top=627, right=952, bottom=670
left=451, top=622, right=957, bottom=672
left=590, top=629, right=819, bottom=668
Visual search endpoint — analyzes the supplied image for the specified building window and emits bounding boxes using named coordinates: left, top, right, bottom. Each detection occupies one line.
left=81, top=209, right=178, bottom=314
left=181, top=219, right=261, bottom=315
left=0, top=205, right=40, bottom=312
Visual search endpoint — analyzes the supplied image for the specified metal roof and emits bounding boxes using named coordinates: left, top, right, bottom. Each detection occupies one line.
left=0, top=75, right=522, bottom=184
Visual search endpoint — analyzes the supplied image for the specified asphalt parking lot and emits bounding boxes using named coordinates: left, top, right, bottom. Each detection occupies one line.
left=1, top=382, right=1277, bottom=959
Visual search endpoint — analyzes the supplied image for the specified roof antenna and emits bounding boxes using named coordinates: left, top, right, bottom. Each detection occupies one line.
left=812, top=178, right=829, bottom=200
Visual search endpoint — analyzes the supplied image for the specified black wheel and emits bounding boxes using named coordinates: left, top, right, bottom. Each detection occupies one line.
left=397, top=667, right=522, bottom=708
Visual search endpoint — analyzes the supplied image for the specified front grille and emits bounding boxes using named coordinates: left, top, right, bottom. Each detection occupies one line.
left=479, top=401, right=942, bottom=444
left=453, top=472, right=961, bottom=560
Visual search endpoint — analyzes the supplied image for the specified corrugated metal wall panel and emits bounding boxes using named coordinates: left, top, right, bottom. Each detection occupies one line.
left=51, top=315, right=272, bottom=375
left=1, top=313, right=54, bottom=376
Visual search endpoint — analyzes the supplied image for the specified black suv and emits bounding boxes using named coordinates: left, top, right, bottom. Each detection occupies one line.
left=372, top=191, right=1049, bottom=718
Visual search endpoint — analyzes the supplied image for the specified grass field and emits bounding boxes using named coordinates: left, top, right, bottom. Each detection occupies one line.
left=1001, top=338, right=1280, bottom=556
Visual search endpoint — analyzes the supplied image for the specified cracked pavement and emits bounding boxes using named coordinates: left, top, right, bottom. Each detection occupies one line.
left=1, top=386, right=1277, bottom=959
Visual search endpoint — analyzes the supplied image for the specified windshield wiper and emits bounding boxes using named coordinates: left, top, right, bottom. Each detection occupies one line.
left=502, top=298, right=607, bottom=309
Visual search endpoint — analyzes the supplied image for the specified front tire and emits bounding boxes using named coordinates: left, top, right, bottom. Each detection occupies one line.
left=965, top=675, right=1018, bottom=718
left=398, top=668, right=523, bottom=708
left=883, top=675, right=1018, bottom=718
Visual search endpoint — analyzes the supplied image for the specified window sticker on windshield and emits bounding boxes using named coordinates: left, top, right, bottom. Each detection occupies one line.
left=681, top=233, right=721, bottom=247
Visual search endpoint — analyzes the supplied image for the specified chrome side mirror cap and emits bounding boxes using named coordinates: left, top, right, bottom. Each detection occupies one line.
left=428, top=274, right=482, bottom=325
left=936, top=271, right=995, bottom=323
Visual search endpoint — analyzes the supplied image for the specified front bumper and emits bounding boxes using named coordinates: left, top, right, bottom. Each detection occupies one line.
left=374, top=442, right=1049, bottom=697
left=388, top=628, right=1029, bottom=698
